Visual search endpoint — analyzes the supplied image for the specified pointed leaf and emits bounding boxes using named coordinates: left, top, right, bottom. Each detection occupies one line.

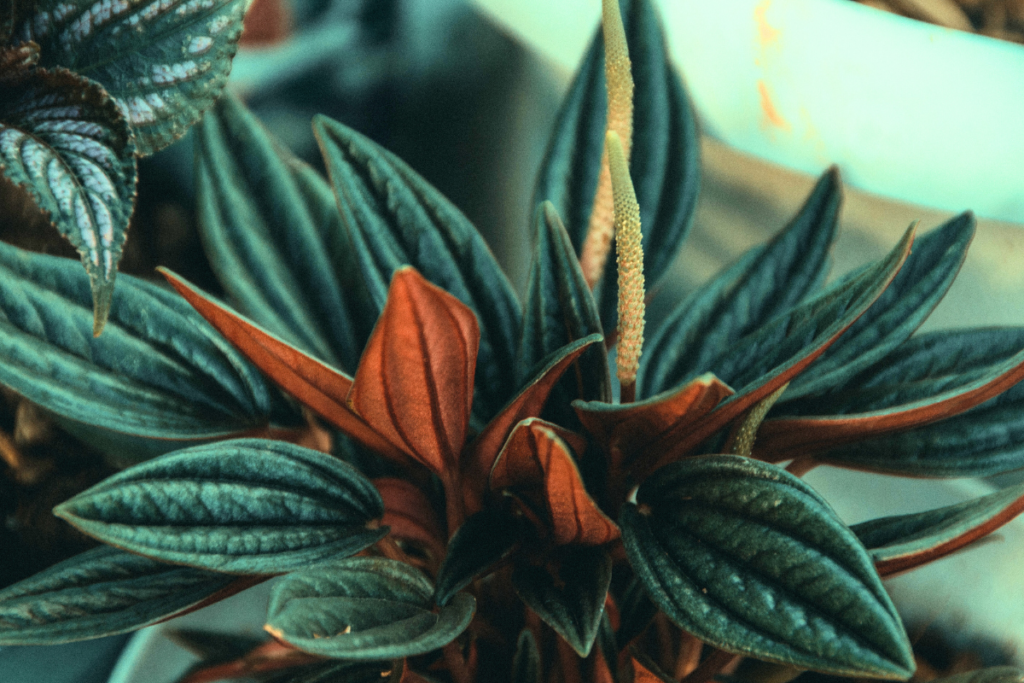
left=0, top=243, right=298, bottom=457
left=631, top=656, right=673, bottom=683
left=196, top=93, right=374, bottom=375
left=463, top=333, right=603, bottom=511
left=0, top=50, right=136, bottom=333
left=512, top=629, right=542, bottom=683
left=512, top=545, right=611, bottom=657
left=265, top=557, right=475, bottom=660
left=851, top=480, right=1024, bottom=576
left=435, top=506, right=523, bottom=607
left=376, top=477, right=445, bottom=572
left=349, top=267, right=478, bottom=478
left=758, top=327, right=1024, bottom=459
left=621, top=455, right=914, bottom=679
left=161, top=268, right=404, bottom=464
left=0, top=546, right=250, bottom=644
left=519, top=202, right=609, bottom=429
left=314, top=115, right=521, bottom=422
left=491, top=418, right=619, bottom=546
left=534, top=0, right=700, bottom=330
left=21, top=0, right=247, bottom=154
left=639, top=168, right=840, bottom=396
left=54, top=439, right=386, bottom=574
left=783, top=212, right=975, bottom=401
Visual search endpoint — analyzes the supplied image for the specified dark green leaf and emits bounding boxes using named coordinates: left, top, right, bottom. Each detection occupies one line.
left=435, top=507, right=523, bottom=607
left=165, top=627, right=265, bottom=662
left=519, top=202, right=609, bottom=429
left=313, top=115, right=521, bottom=422
left=615, top=574, right=657, bottom=650
left=783, top=213, right=975, bottom=402
left=930, top=668, right=1024, bottom=683
left=0, top=241, right=299, bottom=458
left=512, top=545, right=611, bottom=657
left=196, top=93, right=375, bottom=375
left=265, top=659, right=403, bottom=683
left=533, top=0, right=700, bottom=331
left=265, top=557, right=475, bottom=660
left=0, top=0, right=13, bottom=42
left=22, top=0, right=246, bottom=154
left=55, top=439, right=386, bottom=574
left=621, top=455, right=914, bottom=679
left=0, top=47, right=136, bottom=333
left=0, top=546, right=245, bottom=644
left=512, top=629, right=542, bottom=683
left=851, top=480, right=1024, bottom=575
left=640, top=168, right=840, bottom=397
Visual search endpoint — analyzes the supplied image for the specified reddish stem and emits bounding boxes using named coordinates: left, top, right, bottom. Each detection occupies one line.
left=673, top=632, right=704, bottom=680
left=679, top=648, right=738, bottom=683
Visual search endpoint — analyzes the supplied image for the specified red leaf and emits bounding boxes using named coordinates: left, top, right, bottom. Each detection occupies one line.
left=490, top=418, right=619, bottom=546
left=349, top=267, right=479, bottom=477
left=631, top=656, right=672, bottom=683
left=375, top=477, right=446, bottom=570
left=239, top=0, right=292, bottom=46
left=462, top=334, right=602, bottom=513
left=159, top=268, right=406, bottom=464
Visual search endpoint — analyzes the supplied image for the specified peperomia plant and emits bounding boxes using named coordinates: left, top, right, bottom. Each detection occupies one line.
left=0, top=0, right=247, bottom=334
left=1, top=1, right=1024, bottom=683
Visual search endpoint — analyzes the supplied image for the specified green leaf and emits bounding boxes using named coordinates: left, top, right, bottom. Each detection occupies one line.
left=195, top=93, right=376, bottom=375
left=519, top=202, right=609, bottom=430
left=615, top=574, right=657, bottom=651
left=0, top=45, right=136, bottom=334
left=435, top=507, right=523, bottom=607
left=313, top=115, right=521, bottom=422
left=54, top=439, right=386, bottom=574
left=0, top=546, right=245, bottom=644
left=533, top=0, right=700, bottom=331
left=265, top=660, right=403, bottom=683
left=265, top=557, right=475, bottom=660
left=640, top=168, right=840, bottom=397
left=0, top=241, right=299, bottom=458
left=22, top=0, right=247, bottom=154
left=851, top=480, right=1024, bottom=575
left=621, top=455, right=914, bottom=679
left=512, top=629, right=542, bottom=683
left=512, top=545, right=611, bottom=657
left=782, top=212, right=975, bottom=402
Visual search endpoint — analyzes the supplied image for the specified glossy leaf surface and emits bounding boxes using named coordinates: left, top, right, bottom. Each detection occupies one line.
left=0, top=46, right=136, bottom=332
left=621, top=455, right=914, bottom=679
left=21, top=0, right=246, bottom=154
left=852, top=480, right=1024, bottom=576
left=0, top=546, right=244, bottom=644
left=314, top=115, right=521, bottom=422
left=435, top=506, right=522, bottom=607
left=759, top=327, right=1024, bottom=458
left=0, top=243, right=297, bottom=454
left=783, top=212, right=975, bottom=401
left=55, top=439, right=386, bottom=574
left=512, top=545, right=612, bottom=657
left=534, top=0, right=699, bottom=330
left=265, top=557, right=475, bottom=659
left=196, top=93, right=373, bottom=374
left=518, top=202, right=609, bottom=427
left=640, top=168, right=840, bottom=396
left=350, top=267, right=478, bottom=477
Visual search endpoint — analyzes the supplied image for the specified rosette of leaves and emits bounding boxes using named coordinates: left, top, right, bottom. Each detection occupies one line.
left=0, top=0, right=248, bottom=333
left=3, top=1, right=1024, bottom=682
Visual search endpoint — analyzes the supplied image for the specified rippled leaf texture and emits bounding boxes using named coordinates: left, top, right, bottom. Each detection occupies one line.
left=534, top=0, right=700, bottom=331
left=314, top=115, right=521, bottom=423
left=0, top=242, right=297, bottom=458
left=512, top=629, right=542, bottom=683
left=0, top=46, right=136, bottom=334
left=758, top=327, right=1024, bottom=460
left=265, top=557, right=475, bottom=659
left=196, top=94, right=374, bottom=375
left=782, top=213, right=975, bottom=402
left=621, top=455, right=914, bottom=678
left=55, top=439, right=386, bottom=573
left=435, top=506, right=522, bottom=607
left=512, top=545, right=612, bottom=657
left=0, top=546, right=246, bottom=644
left=852, top=480, right=1024, bottom=576
left=21, top=0, right=246, bottom=154
left=519, top=202, right=609, bottom=429
left=640, top=168, right=840, bottom=397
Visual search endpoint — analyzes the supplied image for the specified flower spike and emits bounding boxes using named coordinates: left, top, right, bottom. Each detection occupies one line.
left=608, top=130, right=645, bottom=401
left=580, top=0, right=635, bottom=288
